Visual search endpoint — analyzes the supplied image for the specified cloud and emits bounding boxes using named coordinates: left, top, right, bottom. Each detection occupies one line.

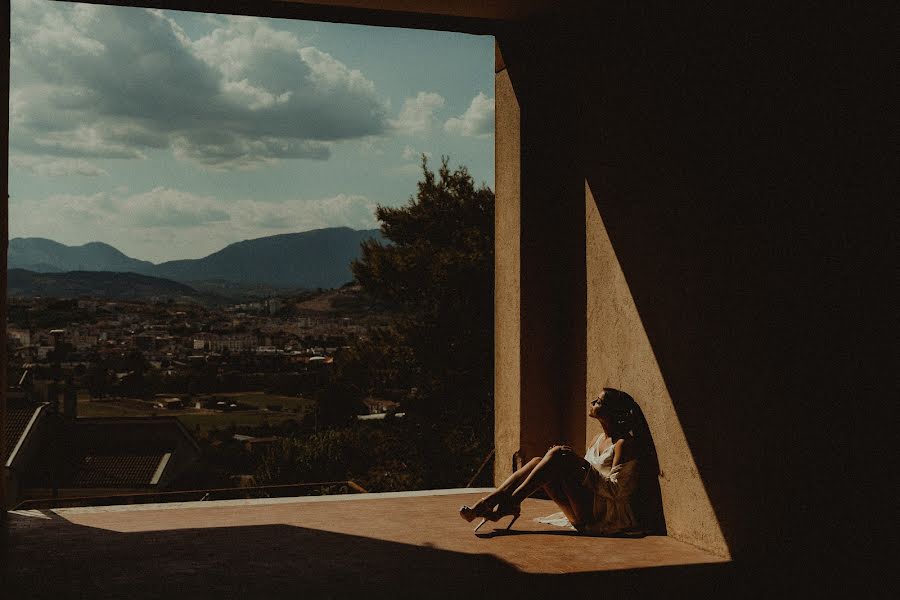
left=390, top=92, right=445, bottom=135
left=9, top=1, right=390, bottom=169
left=9, top=186, right=379, bottom=262
left=237, top=194, right=378, bottom=231
left=401, top=145, right=431, bottom=161
left=124, top=187, right=232, bottom=228
left=10, top=154, right=108, bottom=176
left=444, top=92, right=494, bottom=137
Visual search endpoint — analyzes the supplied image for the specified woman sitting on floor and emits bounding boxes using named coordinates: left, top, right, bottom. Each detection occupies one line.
left=459, top=387, right=655, bottom=536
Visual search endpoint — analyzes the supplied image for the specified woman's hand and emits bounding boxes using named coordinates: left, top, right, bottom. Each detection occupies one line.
left=548, top=444, right=575, bottom=454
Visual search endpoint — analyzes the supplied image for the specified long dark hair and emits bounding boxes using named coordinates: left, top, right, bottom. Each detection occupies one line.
left=602, top=388, right=666, bottom=534
left=601, top=387, right=655, bottom=461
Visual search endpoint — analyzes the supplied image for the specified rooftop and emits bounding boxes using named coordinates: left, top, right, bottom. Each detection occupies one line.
left=4, top=401, right=46, bottom=466
left=3, top=489, right=735, bottom=598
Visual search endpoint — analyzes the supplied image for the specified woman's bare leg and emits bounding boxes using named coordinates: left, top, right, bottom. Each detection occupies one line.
left=509, top=447, right=589, bottom=507
left=557, top=475, right=594, bottom=527
left=468, top=457, right=541, bottom=513
left=542, top=479, right=579, bottom=525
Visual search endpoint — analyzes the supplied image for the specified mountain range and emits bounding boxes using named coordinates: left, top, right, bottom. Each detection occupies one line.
left=8, top=269, right=208, bottom=302
left=8, top=227, right=384, bottom=290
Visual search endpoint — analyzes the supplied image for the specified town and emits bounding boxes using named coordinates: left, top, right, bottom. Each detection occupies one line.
left=4, top=287, right=403, bottom=509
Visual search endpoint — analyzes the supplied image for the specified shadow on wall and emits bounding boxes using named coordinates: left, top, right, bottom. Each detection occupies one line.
left=631, top=401, right=666, bottom=537
left=572, top=3, right=872, bottom=569
left=497, top=2, right=882, bottom=574
left=1, top=510, right=739, bottom=598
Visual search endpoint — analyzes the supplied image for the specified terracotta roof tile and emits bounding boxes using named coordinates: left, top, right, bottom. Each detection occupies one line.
left=71, top=454, right=166, bottom=487
left=5, top=405, right=42, bottom=460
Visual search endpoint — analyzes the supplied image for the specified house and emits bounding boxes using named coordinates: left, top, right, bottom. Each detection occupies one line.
left=232, top=435, right=279, bottom=453
left=4, top=398, right=200, bottom=508
left=160, top=398, right=184, bottom=410
left=3, top=397, right=51, bottom=508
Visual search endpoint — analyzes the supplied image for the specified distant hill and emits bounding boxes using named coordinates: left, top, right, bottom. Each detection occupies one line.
left=8, top=227, right=385, bottom=289
left=7, top=269, right=207, bottom=302
left=154, top=227, right=384, bottom=289
left=8, top=238, right=155, bottom=274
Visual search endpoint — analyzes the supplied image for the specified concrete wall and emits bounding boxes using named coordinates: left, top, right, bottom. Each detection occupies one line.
left=494, top=4, right=884, bottom=566
left=0, top=0, right=882, bottom=572
left=493, top=36, right=586, bottom=481
left=494, top=25, right=727, bottom=557
left=493, top=62, right=521, bottom=478
left=585, top=183, right=727, bottom=557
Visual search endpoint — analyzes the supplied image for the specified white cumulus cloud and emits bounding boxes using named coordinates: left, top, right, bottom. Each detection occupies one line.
left=9, top=1, right=390, bottom=170
left=390, top=92, right=446, bottom=135
left=444, top=92, right=494, bottom=137
left=124, top=187, right=231, bottom=228
left=237, top=194, right=378, bottom=232
left=401, top=145, right=431, bottom=161
left=10, top=154, right=109, bottom=176
left=9, top=186, right=380, bottom=262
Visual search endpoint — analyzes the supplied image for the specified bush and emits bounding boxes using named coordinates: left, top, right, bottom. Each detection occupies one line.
left=255, top=420, right=427, bottom=492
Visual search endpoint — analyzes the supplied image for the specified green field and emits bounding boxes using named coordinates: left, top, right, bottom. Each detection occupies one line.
left=176, top=412, right=304, bottom=433
left=77, top=402, right=152, bottom=418
left=77, top=392, right=314, bottom=433
left=195, top=392, right=314, bottom=413
left=77, top=398, right=161, bottom=418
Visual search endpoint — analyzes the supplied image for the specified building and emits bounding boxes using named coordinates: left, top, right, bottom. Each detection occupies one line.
left=0, top=0, right=886, bottom=592
left=4, top=400, right=200, bottom=507
left=6, top=327, right=30, bottom=347
left=3, top=397, right=50, bottom=508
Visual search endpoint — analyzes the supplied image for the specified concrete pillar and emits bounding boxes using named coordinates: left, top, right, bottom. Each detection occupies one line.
left=494, top=33, right=586, bottom=482
left=493, top=45, right=521, bottom=481
left=494, top=16, right=728, bottom=557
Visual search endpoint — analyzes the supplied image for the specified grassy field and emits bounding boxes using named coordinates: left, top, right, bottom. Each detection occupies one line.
left=194, top=392, right=314, bottom=413
left=77, top=401, right=154, bottom=418
left=77, top=397, right=161, bottom=418
left=77, top=392, right=313, bottom=433
left=176, top=412, right=304, bottom=432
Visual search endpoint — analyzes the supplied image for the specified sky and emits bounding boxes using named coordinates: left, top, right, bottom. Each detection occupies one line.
left=7, top=0, right=495, bottom=263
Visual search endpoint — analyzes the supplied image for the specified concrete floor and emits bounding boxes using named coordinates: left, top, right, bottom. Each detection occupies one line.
left=2, top=489, right=736, bottom=598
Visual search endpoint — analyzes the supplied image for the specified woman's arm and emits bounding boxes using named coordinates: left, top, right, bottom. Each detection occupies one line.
left=611, top=437, right=636, bottom=468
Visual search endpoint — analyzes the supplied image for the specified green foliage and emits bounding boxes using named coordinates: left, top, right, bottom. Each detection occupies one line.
left=351, top=156, right=494, bottom=421
left=348, top=155, right=495, bottom=488
left=255, top=420, right=427, bottom=492
left=312, top=379, right=367, bottom=430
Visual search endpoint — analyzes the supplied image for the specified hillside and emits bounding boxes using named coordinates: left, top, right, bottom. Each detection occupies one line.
left=7, top=269, right=207, bottom=302
left=8, top=238, right=155, bottom=274
left=9, top=227, right=384, bottom=289
left=154, top=227, right=383, bottom=289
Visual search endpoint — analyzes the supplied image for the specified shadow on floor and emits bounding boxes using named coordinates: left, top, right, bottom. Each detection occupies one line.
left=2, top=510, right=741, bottom=599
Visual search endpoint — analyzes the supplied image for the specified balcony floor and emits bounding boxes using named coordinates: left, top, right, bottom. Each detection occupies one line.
left=2, top=489, right=735, bottom=598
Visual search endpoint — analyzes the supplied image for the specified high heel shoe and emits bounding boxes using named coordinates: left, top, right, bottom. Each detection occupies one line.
left=473, top=495, right=521, bottom=533
left=458, top=497, right=494, bottom=523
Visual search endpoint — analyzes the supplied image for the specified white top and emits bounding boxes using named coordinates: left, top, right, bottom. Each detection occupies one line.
left=584, top=433, right=617, bottom=474
left=536, top=433, right=643, bottom=535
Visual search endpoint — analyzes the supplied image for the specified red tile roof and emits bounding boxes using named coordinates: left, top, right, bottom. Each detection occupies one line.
left=71, top=454, right=167, bottom=487
left=4, top=404, right=43, bottom=462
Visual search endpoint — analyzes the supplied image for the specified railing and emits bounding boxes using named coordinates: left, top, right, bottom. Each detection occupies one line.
left=466, top=447, right=495, bottom=488
left=12, top=480, right=368, bottom=510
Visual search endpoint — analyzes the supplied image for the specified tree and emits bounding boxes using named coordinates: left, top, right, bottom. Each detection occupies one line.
left=351, top=156, right=494, bottom=486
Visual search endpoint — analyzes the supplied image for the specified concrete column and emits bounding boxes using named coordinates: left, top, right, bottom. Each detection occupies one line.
left=493, top=45, right=521, bottom=482
left=494, top=33, right=586, bottom=482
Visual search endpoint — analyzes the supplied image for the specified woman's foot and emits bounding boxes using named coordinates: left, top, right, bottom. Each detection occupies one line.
left=458, top=495, right=498, bottom=523
left=486, top=493, right=521, bottom=523
left=470, top=492, right=521, bottom=532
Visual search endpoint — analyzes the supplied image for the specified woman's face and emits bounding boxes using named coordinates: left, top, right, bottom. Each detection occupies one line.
left=588, top=391, right=609, bottom=420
